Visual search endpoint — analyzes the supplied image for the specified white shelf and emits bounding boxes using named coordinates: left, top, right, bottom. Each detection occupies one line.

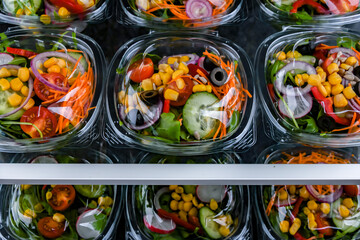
left=1, top=164, right=359, bottom=185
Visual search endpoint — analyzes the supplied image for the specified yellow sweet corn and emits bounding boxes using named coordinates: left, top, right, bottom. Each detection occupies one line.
left=8, top=93, right=22, bottom=107
left=178, top=210, right=187, bottom=222
left=0, top=68, right=11, bottom=78
left=18, top=67, right=30, bottom=82
left=308, top=213, right=315, bottom=222
left=331, top=84, right=344, bottom=95
left=289, top=219, right=301, bottom=235
left=295, top=74, right=305, bottom=87
left=164, top=89, right=179, bottom=101
left=167, top=57, right=178, bottom=65
left=188, top=207, right=198, bottom=217
left=57, top=58, right=66, bottom=69
left=275, top=51, right=286, bottom=61
left=46, top=192, right=52, bottom=200
left=169, top=185, right=178, bottom=191
left=323, top=82, right=332, bottom=95
left=193, top=84, right=207, bottom=92
left=197, top=203, right=204, bottom=209
left=308, top=221, right=317, bottom=230
left=303, top=207, right=311, bottom=215
left=307, top=74, right=321, bottom=86
left=44, top=57, right=58, bottom=68
left=9, top=68, right=18, bottom=76
left=10, top=78, right=23, bottom=91
left=327, top=63, right=339, bottom=74
left=0, top=78, right=10, bottom=91
left=98, top=196, right=106, bottom=206
left=170, top=200, right=178, bottom=211
left=346, top=56, right=357, bottom=66
left=318, top=84, right=328, bottom=97
left=316, top=66, right=324, bottom=73
left=183, top=202, right=193, bottom=212
left=21, top=184, right=31, bottom=190
left=182, top=193, right=193, bottom=202
left=280, top=220, right=289, bottom=233
left=192, top=197, right=198, bottom=207
left=172, top=70, right=184, bottom=80
left=301, top=73, right=309, bottom=82
left=34, top=203, right=43, bottom=212
left=21, top=86, right=29, bottom=96
left=178, top=62, right=189, bottom=74
left=40, top=14, right=51, bottom=25
left=172, top=192, right=181, bottom=201
left=210, top=199, right=218, bottom=211
left=141, top=79, right=153, bottom=91
left=53, top=213, right=65, bottom=223
left=289, top=186, right=296, bottom=195
left=105, top=196, right=113, bottom=206
left=178, top=201, right=185, bottom=211
left=219, top=226, right=230, bottom=237
left=278, top=189, right=288, bottom=201
left=299, top=186, right=310, bottom=199
left=159, top=72, right=171, bottom=84
left=334, top=94, right=348, bottom=108
left=176, top=78, right=185, bottom=90
left=343, top=86, right=356, bottom=99
left=24, top=209, right=37, bottom=218
left=206, top=85, right=212, bottom=93
left=286, top=50, right=302, bottom=59
left=320, top=203, right=330, bottom=215
left=340, top=63, right=351, bottom=71
left=180, top=56, right=190, bottom=62
left=339, top=205, right=350, bottom=218
left=318, top=71, right=327, bottom=82
left=307, top=200, right=318, bottom=211
left=47, top=65, right=61, bottom=73
left=58, top=7, right=70, bottom=17
left=175, top=186, right=184, bottom=194
left=151, top=73, right=162, bottom=86
left=343, top=198, right=354, bottom=209
left=328, top=73, right=342, bottom=85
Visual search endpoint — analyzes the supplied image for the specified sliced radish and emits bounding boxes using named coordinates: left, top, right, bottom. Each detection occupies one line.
left=144, top=214, right=176, bottom=234
left=196, top=185, right=227, bottom=203
left=0, top=53, right=14, bottom=65
left=185, top=0, right=212, bottom=19
left=278, top=93, right=313, bottom=119
left=76, top=209, right=106, bottom=239
left=30, top=155, right=58, bottom=164
left=154, top=187, right=170, bottom=210
left=208, top=0, right=225, bottom=7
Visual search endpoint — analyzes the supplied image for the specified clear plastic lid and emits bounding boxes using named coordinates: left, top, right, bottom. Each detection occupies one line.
left=256, top=0, right=360, bottom=26
left=0, top=28, right=105, bottom=152
left=105, top=32, right=256, bottom=155
left=0, top=149, right=122, bottom=240
left=0, top=0, right=111, bottom=28
left=117, top=0, right=246, bottom=29
left=254, top=144, right=360, bottom=240
left=125, top=153, right=251, bottom=240
left=256, top=27, right=360, bottom=147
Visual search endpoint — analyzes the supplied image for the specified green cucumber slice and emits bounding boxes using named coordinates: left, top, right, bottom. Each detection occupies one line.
left=74, top=185, right=106, bottom=198
left=199, top=207, right=222, bottom=239
left=183, top=92, right=220, bottom=139
left=332, top=198, right=360, bottom=233
left=3, top=0, right=42, bottom=15
left=68, top=52, right=88, bottom=71
left=295, top=55, right=316, bottom=66
left=0, top=88, right=24, bottom=120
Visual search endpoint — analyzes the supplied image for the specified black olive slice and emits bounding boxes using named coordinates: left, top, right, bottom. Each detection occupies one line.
left=126, top=109, right=144, bottom=126
left=317, top=115, right=336, bottom=132
left=140, top=90, right=159, bottom=106
left=353, top=66, right=360, bottom=79
left=210, top=67, right=228, bottom=86
left=203, top=56, right=218, bottom=72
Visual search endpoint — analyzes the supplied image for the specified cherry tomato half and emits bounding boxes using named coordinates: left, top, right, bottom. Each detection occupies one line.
left=344, top=185, right=359, bottom=197
left=34, top=73, right=67, bottom=102
left=48, top=0, right=84, bottom=13
left=315, top=213, right=334, bottom=236
left=164, top=77, right=194, bottom=107
left=127, top=58, right=154, bottom=83
left=38, top=217, right=65, bottom=239
left=20, top=106, right=57, bottom=138
left=48, top=185, right=76, bottom=211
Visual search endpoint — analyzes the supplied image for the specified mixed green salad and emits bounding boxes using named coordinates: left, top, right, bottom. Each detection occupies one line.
left=117, top=49, right=251, bottom=143
left=135, top=184, right=238, bottom=239
left=5, top=155, right=115, bottom=240
left=266, top=36, right=360, bottom=134
left=263, top=150, right=360, bottom=240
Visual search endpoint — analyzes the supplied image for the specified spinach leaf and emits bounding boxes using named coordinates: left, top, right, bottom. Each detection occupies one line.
left=337, top=37, right=357, bottom=49
left=8, top=57, right=27, bottom=66
left=296, top=116, right=319, bottom=133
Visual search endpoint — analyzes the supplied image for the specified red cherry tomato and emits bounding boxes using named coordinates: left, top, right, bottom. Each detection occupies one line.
left=313, top=48, right=327, bottom=62
left=164, top=77, right=194, bottom=107
left=344, top=185, right=359, bottom=197
left=47, top=185, right=76, bottom=211
left=187, top=64, right=209, bottom=77
left=315, top=213, right=334, bottom=236
left=326, top=0, right=358, bottom=14
left=322, top=53, right=337, bottom=73
left=20, top=106, right=57, bottom=138
left=127, top=58, right=154, bottom=83
left=48, top=0, right=84, bottom=13
left=34, top=73, right=67, bottom=101
left=38, top=217, right=65, bottom=239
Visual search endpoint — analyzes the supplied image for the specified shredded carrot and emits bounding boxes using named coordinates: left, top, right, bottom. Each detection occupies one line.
left=315, top=44, right=338, bottom=51
left=351, top=47, right=360, bottom=61
left=57, top=49, right=84, bottom=54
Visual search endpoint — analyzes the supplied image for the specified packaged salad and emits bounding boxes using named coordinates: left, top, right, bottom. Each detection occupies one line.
left=125, top=153, right=251, bottom=240
left=0, top=149, right=122, bottom=240
left=255, top=144, right=360, bottom=240
left=256, top=29, right=360, bottom=147
left=256, top=0, right=360, bottom=25
left=105, top=32, right=255, bottom=154
left=0, top=29, right=104, bottom=152
left=118, top=0, right=245, bottom=29
left=0, top=0, right=110, bottom=28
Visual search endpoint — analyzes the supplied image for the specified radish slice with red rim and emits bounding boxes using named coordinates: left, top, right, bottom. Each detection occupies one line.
left=154, top=187, right=170, bottom=210
left=0, top=53, right=14, bottom=65
left=185, top=0, right=212, bottom=19
left=196, top=185, right=227, bottom=203
left=30, top=155, right=58, bottom=164
left=144, top=214, right=176, bottom=234
left=329, top=47, right=356, bottom=57
left=278, top=93, right=313, bottom=119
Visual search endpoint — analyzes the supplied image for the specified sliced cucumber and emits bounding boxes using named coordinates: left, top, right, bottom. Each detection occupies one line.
left=183, top=92, right=220, bottom=139
left=295, top=56, right=317, bottom=66
left=0, top=89, right=24, bottom=120
left=68, top=52, right=88, bottom=71
left=74, top=185, right=106, bottom=198
left=183, top=185, right=196, bottom=195
left=332, top=198, right=360, bottom=233
left=199, top=207, right=222, bottom=239
left=3, top=0, right=42, bottom=15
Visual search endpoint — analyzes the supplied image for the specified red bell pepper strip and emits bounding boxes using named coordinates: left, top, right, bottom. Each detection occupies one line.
left=163, top=99, right=170, bottom=113
left=157, top=209, right=197, bottom=232
left=315, top=212, right=334, bottom=236
left=48, top=0, right=84, bottom=14
left=311, top=87, right=351, bottom=126
left=290, top=197, right=303, bottom=221
left=267, top=83, right=276, bottom=102
left=290, top=0, right=329, bottom=14
left=294, top=232, right=308, bottom=240
left=6, top=47, right=36, bottom=58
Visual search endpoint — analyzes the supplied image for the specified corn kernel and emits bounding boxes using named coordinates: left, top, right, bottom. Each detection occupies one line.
left=47, top=65, right=61, bottom=73
left=169, top=185, right=178, bottom=191
left=170, top=200, right=178, bottom=211
left=339, top=205, right=350, bottom=218
left=151, top=73, right=162, bottom=86
left=206, top=85, right=212, bottom=93
left=182, top=193, right=193, bottom=202
left=294, top=74, right=304, bottom=87
left=299, top=186, right=310, bottom=199
left=118, top=91, right=126, bottom=104
left=327, top=63, right=339, bottom=74
left=193, top=84, right=207, bottom=93
left=307, top=200, right=318, bottom=211
left=219, top=226, right=230, bottom=237
left=98, top=196, right=106, bottom=206
left=40, top=14, right=51, bottom=25
left=16, top=8, right=24, bottom=16
left=167, top=57, right=178, bottom=65
left=53, top=213, right=65, bottom=223
left=179, top=210, right=187, bottom=222
left=18, top=67, right=30, bottom=82
left=58, top=7, right=70, bottom=17
left=331, top=84, right=344, bottom=95
left=105, top=196, right=113, bottom=206
left=323, top=82, right=332, bottom=95
left=346, top=56, right=357, bottom=66
left=318, top=71, right=327, bottom=82
left=159, top=72, right=171, bottom=84
left=289, top=186, right=296, bottom=195
left=328, top=73, right=342, bottom=85
left=20, top=86, right=29, bottom=96
left=8, top=93, right=22, bottom=107
left=319, top=203, right=330, bottom=215
left=176, top=78, right=185, bottom=90
left=0, top=78, right=10, bottom=91
left=180, top=56, right=190, bottom=62
left=316, top=66, right=324, bottom=73
left=34, top=203, right=43, bottom=212
left=172, top=70, right=184, bottom=80
left=303, top=207, right=311, bottom=215
left=343, top=198, right=354, bottom=209
left=44, top=57, right=58, bottom=68
left=294, top=218, right=301, bottom=225
left=188, top=207, right=198, bottom=217
left=178, top=201, right=185, bottom=211
left=183, top=202, right=193, bottom=212
left=164, top=89, right=179, bottom=101
left=10, top=78, right=23, bottom=92
left=308, top=220, right=317, bottom=230
left=226, top=214, right=233, bottom=225
left=210, top=199, right=218, bottom=211
left=22, top=184, right=31, bottom=190
left=286, top=50, right=302, bottom=59
left=280, top=220, right=289, bottom=233
left=159, top=64, right=169, bottom=72
left=175, top=186, right=184, bottom=194
left=24, top=209, right=37, bottom=218
left=308, top=212, right=315, bottom=222
left=301, top=73, right=309, bottom=82
left=197, top=203, right=204, bottom=209
left=141, top=79, right=153, bottom=91
left=46, top=192, right=52, bottom=200
left=275, top=51, right=286, bottom=61
left=0, top=68, right=11, bottom=78
left=340, top=63, right=351, bottom=71
left=37, top=69, right=44, bottom=74
left=9, top=68, right=18, bottom=76
left=178, top=62, right=189, bottom=74
left=192, top=197, right=198, bottom=207
left=343, top=86, right=356, bottom=99
left=334, top=94, right=348, bottom=108
left=307, top=74, right=321, bottom=86
left=278, top=189, right=288, bottom=201
left=289, top=222, right=301, bottom=235
left=57, top=59, right=66, bottom=69
left=172, top=192, right=181, bottom=201
left=318, top=85, right=328, bottom=97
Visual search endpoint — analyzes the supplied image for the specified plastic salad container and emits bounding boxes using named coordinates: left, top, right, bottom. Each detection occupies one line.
left=256, top=0, right=360, bottom=26
left=0, top=0, right=110, bottom=28
left=255, top=28, right=360, bottom=147
left=0, top=148, right=122, bottom=240
left=125, top=153, right=251, bottom=240
left=254, top=144, right=360, bottom=240
left=117, top=0, right=246, bottom=30
left=0, top=29, right=105, bottom=152
left=105, top=32, right=255, bottom=155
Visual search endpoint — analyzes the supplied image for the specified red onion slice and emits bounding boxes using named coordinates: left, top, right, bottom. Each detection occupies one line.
left=30, top=51, right=85, bottom=92
left=274, top=195, right=298, bottom=207
left=185, top=0, right=212, bottom=19
left=306, top=185, right=343, bottom=203
left=159, top=54, right=200, bottom=66
left=0, top=53, right=14, bottom=65
left=329, top=47, right=356, bottom=57
left=275, top=61, right=316, bottom=96
left=209, top=0, right=225, bottom=7
left=154, top=187, right=170, bottom=210
left=348, top=98, right=360, bottom=113
left=0, top=65, right=33, bottom=119
left=278, top=93, right=313, bottom=119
